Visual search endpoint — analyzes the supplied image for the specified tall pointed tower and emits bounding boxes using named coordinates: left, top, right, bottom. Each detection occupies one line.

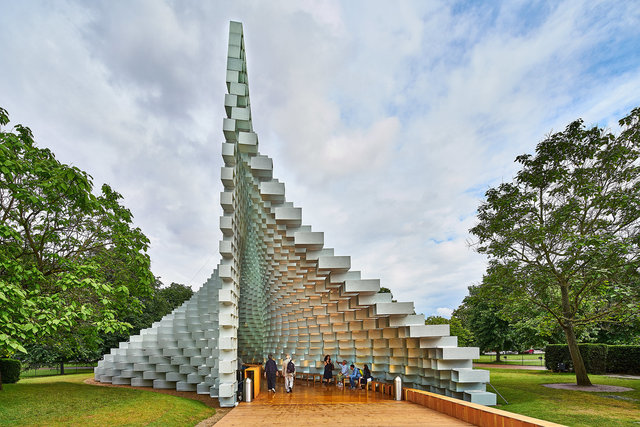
left=95, top=21, right=496, bottom=408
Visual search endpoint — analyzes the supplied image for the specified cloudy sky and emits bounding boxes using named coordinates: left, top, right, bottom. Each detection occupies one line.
left=1, top=0, right=639, bottom=318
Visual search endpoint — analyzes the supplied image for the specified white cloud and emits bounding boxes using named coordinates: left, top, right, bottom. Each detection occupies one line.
left=1, top=0, right=638, bottom=318
left=436, top=308, right=454, bottom=318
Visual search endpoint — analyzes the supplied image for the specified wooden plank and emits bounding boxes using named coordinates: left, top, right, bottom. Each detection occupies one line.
left=404, top=388, right=565, bottom=427
left=217, top=380, right=471, bottom=426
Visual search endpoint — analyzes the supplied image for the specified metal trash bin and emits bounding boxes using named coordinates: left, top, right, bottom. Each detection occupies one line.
left=394, top=376, right=402, bottom=401
left=245, top=377, right=253, bottom=402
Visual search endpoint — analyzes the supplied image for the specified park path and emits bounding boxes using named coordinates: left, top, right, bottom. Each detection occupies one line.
left=474, top=363, right=546, bottom=370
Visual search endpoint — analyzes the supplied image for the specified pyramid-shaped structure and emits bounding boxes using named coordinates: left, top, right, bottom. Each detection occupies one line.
left=94, top=21, right=496, bottom=408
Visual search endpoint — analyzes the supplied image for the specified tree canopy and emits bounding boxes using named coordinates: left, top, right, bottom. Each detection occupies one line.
left=0, top=107, right=154, bottom=364
left=470, top=107, right=640, bottom=385
left=99, top=281, right=193, bottom=355
left=453, top=283, right=517, bottom=360
left=20, top=281, right=194, bottom=373
left=424, top=315, right=474, bottom=347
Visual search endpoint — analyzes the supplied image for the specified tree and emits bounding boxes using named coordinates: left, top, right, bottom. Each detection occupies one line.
left=19, top=281, right=193, bottom=374
left=155, top=282, right=194, bottom=316
left=99, top=281, right=193, bottom=355
left=0, top=107, right=154, bottom=387
left=470, top=108, right=640, bottom=385
left=454, top=273, right=558, bottom=361
left=21, top=326, right=103, bottom=375
left=424, top=315, right=474, bottom=347
left=578, top=314, right=640, bottom=345
left=453, top=283, right=517, bottom=361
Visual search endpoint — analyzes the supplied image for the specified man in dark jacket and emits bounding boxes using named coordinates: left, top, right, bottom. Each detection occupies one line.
left=264, top=354, right=277, bottom=392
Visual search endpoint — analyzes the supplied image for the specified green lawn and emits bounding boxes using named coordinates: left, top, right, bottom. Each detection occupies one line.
left=0, top=373, right=215, bottom=426
left=20, top=365, right=97, bottom=378
left=487, top=368, right=640, bottom=426
left=474, top=353, right=546, bottom=366
left=1, top=369, right=638, bottom=426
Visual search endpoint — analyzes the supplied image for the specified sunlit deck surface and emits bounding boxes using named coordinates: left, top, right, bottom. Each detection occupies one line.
left=215, top=379, right=471, bottom=426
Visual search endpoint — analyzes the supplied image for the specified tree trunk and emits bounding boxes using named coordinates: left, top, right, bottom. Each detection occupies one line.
left=559, top=283, right=592, bottom=386
left=563, top=323, right=591, bottom=385
left=0, top=367, right=3, bottom=390
left=60, top=361, right=64, bottom=376
left=495, top=351, right=501, bottom=362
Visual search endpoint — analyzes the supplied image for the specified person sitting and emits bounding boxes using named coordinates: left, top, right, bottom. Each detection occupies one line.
left=349, top=364, right=361, bottom=389
left=336, top=360, right=348, bottom=387
left=360, top=364, right=372, bottom=387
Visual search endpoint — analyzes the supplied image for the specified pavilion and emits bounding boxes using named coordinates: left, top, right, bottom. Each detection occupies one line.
left=94, top=21, right=496, bottom=409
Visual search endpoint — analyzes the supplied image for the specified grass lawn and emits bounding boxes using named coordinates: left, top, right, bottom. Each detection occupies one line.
left=0, top=373, right=215, bottom=426
left=474, top=354, right=546, bottom=366
left=487, top=367, right=640, bottom=426
left=2, top=369, right=638, bottom=426
left=20, top=367, right=96, bottom=378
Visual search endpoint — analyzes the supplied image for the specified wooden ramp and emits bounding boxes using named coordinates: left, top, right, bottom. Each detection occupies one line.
left=215, top=380, right=471, bottom=426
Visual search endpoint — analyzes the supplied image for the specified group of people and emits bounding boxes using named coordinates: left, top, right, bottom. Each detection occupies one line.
left=323, top=355, right=373, bottom=390
left=264, top=353, right=295, bottom=393
left=261, top=354, right=374, bottom=394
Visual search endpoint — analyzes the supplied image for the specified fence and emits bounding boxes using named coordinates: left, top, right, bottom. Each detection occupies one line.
left=20, top=362, right=98, bottom=378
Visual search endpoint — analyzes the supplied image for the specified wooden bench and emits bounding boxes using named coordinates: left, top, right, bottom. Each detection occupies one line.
left=367, top=380, right=393, bottom=396
left=295, top=372, right=323, bottom=383
left=341, top=377, right=363, bottom=388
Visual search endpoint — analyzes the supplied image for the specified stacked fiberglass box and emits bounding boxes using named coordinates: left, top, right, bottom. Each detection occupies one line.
left=94, top=21, right=496, bottom=408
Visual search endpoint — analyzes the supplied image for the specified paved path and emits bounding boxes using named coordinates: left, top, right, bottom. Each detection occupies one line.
left=214, top=380, right=470, bottom=426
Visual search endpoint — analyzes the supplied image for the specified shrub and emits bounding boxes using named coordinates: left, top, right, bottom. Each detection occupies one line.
left=606, top=346, right=640, bottom=375
left=579, top=344, right=607, bottom=374
left=545, top=344, right=640, bottom=374
left=545, top=344, right=571, bottom=371
left=0, top=358, right=21, bottom=384
left=545, top=344, right=607, bottom=374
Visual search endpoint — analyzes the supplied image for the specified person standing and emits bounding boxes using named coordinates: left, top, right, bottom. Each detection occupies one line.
left=282, top=353, right=294, bottom=393
left=264, top=354, right=277, bottom=392
left=323, top=355, right=334, bottom=385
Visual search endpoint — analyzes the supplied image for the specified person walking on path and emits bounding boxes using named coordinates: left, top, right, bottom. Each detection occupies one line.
left=265, top=354, right=277, bottom=392
left=282, top=353, right=294, bottom=393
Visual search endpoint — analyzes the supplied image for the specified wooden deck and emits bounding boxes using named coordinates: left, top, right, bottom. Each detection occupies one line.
left=215, top=379, right=471, bottom=426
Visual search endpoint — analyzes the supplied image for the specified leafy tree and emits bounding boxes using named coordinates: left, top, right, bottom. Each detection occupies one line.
left=470, top=108, right=640, bottom=385
left=99, top=281, right=193, bottom=355
left=21, top=326, right=103, bottom=375
left=577, top=314, right=640, bottom=345
left=155, top=282, right=194, bottom=316
left=0, top=107, right=154, bottom=387
left=424, top=315, right=474, bottom=347
left=19, top=281, right=193, bottom=374
left=455, top=268, right=565, bottom=361
left=453, top=283, right=518, bottom=361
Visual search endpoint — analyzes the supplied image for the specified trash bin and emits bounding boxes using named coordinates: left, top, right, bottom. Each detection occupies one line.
left=394, top=376, right=402, bottom=401
left=245, top=377, right=253, bottom=402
